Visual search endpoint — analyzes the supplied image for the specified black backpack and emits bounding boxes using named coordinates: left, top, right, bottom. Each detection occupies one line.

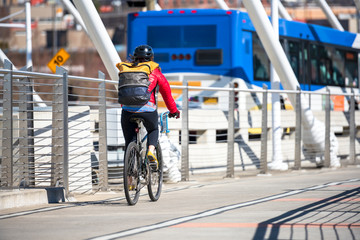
left=116, top=62, right=156, bottom=105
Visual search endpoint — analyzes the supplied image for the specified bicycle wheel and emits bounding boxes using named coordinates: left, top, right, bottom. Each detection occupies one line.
left=123, top=141, right=141, bottom=205
left=147, top=142, right=163, bottom=201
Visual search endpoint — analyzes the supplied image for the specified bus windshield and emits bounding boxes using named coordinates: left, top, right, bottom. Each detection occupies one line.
left=148, top=25, right=217, bottom=48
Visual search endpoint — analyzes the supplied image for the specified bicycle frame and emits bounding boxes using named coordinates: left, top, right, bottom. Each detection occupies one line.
left=123, top=111, right=169, bottom=205
left=134, top=111, right=169, bottom=173
left=134, top=119, right=148, bottom=161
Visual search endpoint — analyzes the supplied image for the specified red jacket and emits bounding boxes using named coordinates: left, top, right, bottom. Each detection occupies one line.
left=147, top=68, right=178, bottom=114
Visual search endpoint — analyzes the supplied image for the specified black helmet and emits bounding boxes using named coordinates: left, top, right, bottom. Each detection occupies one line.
left=133, top=45, right=154, bottom=61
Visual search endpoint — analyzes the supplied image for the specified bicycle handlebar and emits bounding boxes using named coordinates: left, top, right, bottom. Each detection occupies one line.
left=160, top=111, right=170, bottom=134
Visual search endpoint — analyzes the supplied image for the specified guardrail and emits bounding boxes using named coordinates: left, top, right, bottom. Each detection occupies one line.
left=0, top=60, right=117, bottom=196
left=1, top=62, right=359, bottom=196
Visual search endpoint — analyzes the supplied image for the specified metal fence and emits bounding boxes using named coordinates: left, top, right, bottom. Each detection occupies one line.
left=1, top=62, right=359, bottom=196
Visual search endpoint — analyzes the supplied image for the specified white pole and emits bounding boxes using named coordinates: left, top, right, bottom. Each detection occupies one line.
left=315, top=0, right=344, bottom=31
left=73, top=0, right=120, bottom=81
left=52, top=3, right=57, bottom=56
left=1, top=3, right=45, bottom=107
left=61, top=0, right=87, bottom=32
left=0, top=49, right=9, bottom=65
left=278, top=1, right=292, bottom=21
left=25, top=1, right=47, bottom=107
left=0, top=23, right=25, bottom=28
left=25, top=0, right=32, bottom=68
left=215, top=0, right=230, bottom=10
left=155, top=3, right=162, bottom=10
left=242, top=0, right=340, bottom=167
left=269, top=0, right=286, bottom=170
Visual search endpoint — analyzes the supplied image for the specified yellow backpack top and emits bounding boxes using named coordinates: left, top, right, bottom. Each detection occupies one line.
left=116, top=61, right=159, bottom=75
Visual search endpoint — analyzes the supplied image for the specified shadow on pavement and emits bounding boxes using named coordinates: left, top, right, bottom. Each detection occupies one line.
left=252, top=187, right=360, bottom=240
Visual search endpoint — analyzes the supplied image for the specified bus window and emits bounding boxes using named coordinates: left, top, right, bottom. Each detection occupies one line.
left=332, top=49, right=345, bottom=86
left=148, top=26, right=181, bottom=48
left=317, top=46, right=332, bottom=85
left=184, top=25, right=216, bottom=47
left=314, top=45, right=347, bottom=87
left=253, top=34, right=270, bottom=81
left=282, top=39, right=300, bottom=81
left=147, top=25, right=216, bottom=48
left=344, top=51, right=358, bottom=87
left=310, top=44, right=344, bottom=86
left=309, top=44, right=319, bottom=85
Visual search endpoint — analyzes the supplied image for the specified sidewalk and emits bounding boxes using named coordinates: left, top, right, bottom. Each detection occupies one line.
left=1, top=165, right=358, bottom=210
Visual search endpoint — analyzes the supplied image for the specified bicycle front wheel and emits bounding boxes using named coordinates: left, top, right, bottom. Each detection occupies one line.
left=123, top=141, right=141, bottom=205
left=147, top=142, right=163, bottom=201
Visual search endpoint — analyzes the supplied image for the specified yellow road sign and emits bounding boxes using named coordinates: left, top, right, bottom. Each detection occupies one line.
left=47, top=48, right=70, bottom=73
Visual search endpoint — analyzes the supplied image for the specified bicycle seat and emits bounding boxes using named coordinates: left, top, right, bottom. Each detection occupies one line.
left=130, top=117, right=145, bottom=125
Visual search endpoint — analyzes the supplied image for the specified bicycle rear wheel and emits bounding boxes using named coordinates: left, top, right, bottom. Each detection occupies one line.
left=123, top=141, right=141, bottom=205
left=147, top=142, right=163, bottom=201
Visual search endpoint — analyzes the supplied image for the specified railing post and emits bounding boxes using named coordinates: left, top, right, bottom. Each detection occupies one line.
left=226, top=83, right=235, bottom=178
left=18, top=67, right=33, bottom=187
left=294, top=87, right=302, bottom=170
left=98, top=71, right=108, bottom=191
left=2, top=60, right=13, bottom=188
left=52, top=67, right=69, bottom=196
left=27, top=73, right=35, bottom=187
left=324, top=87, right=331, bottom=168
left=62, top=69, right=69, bottom=195
left=51, top=71, right=62, bottom=187
left=260, top=84, right=268, bottom=174
left=181, top=81, right=189, bottom=181
left=349, top=89, right=356, bottom=165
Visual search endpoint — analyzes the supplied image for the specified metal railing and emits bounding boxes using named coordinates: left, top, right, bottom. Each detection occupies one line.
left=1, top=63, right=359, bottom=196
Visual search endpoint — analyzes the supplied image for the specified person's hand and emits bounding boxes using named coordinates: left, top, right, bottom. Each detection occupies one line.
left=169, top=110, right=180, bottom=119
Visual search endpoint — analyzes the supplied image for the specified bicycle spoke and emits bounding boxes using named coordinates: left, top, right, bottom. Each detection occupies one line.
left=124, top=142, right=141, bottom=205
left=147, top=142, right=163, bottom=201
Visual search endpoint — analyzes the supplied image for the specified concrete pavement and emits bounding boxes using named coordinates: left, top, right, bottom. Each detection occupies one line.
left=0, top=166, right=359, bottom=240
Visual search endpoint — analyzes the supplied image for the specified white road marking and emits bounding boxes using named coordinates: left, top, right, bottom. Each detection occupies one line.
left=89, top=178, right=359, bottom=240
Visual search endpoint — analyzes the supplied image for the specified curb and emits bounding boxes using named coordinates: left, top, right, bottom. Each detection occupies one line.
left=0, top=187, right=65, bottom=210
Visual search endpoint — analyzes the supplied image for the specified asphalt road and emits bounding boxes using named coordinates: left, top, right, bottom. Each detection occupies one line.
left=0, top=166, right=359, bottom=240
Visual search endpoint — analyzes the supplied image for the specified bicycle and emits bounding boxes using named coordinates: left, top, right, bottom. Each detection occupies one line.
left=123, top=111, right=169, bottom=205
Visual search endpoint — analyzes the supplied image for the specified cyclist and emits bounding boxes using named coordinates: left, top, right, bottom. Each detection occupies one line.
left=118, top=44, right=180, bottom=168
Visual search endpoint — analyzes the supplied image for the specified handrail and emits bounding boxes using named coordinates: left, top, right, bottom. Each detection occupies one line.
left=1, top=68, right=359, bottom=97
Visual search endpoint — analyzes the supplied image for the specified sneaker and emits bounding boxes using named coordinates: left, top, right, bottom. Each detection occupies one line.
left=128, top=177, right=136, bottom=191
left=147, top=151, right=158, bottom=170
left=129, top=184, right=135, bottom=191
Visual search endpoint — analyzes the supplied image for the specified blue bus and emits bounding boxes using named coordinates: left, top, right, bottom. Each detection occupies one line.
left=127, top=9, right=360, bottom=109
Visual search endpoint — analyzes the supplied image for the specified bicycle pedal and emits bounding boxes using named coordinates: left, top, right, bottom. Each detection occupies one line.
left=140, top=176, right=147, bottom=184
left=149, top=161, right=158, bottom=171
